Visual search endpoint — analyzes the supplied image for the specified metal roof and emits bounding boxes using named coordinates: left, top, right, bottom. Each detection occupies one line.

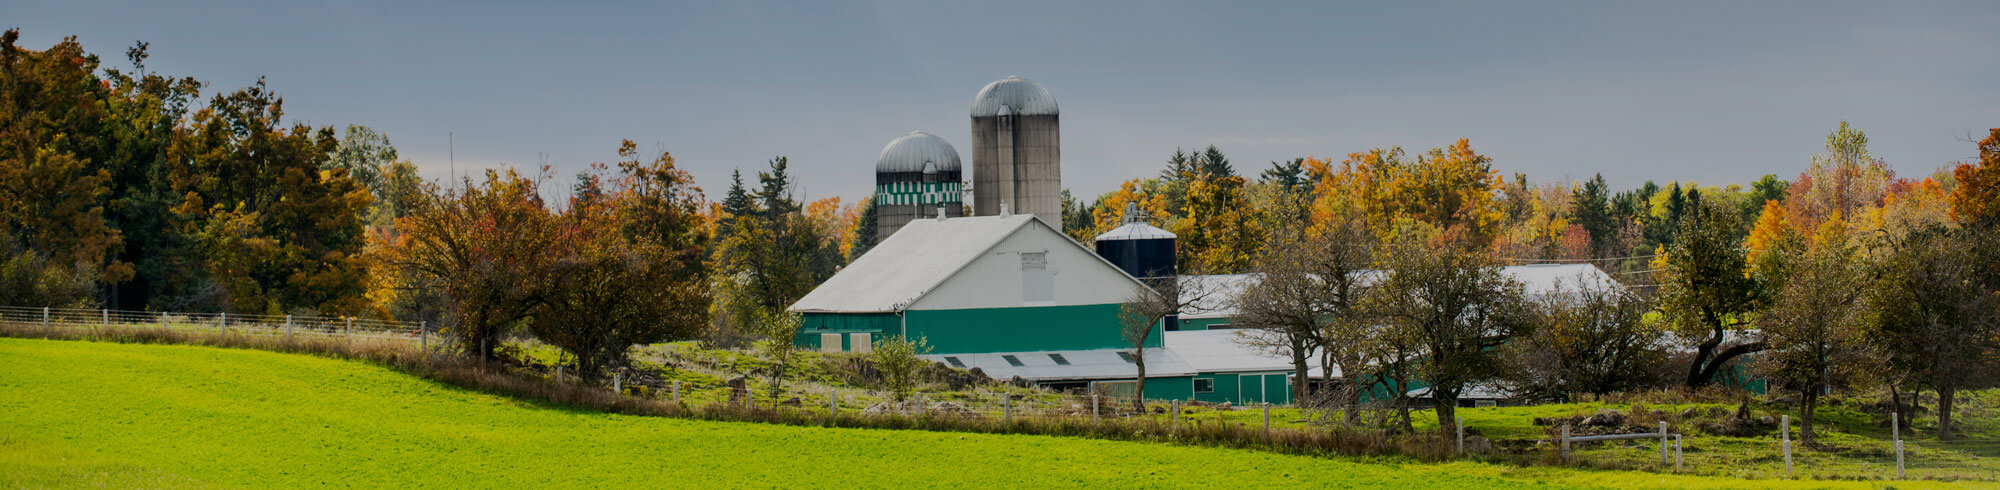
left=923, top=348, right=1195, bottom=381
left=1179, top=264, right=1620, bottom=320
left=875, top=131, right=962, bottom=173
left=1093, top=221, right=1175, bottom=241
left=1164, top=329, right=1339, bottom=377
left=790, top=215, right=1036, bottom=313
left=970, top=76, right=1059, bottom=117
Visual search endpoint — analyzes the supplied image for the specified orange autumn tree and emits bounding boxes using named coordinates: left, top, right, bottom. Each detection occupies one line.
left=1950, top=128, right=2000, bottom=226
left=1172, top=174, right=1264, bottom=273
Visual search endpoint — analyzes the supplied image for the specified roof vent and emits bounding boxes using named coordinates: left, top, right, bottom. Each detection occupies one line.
left=1000, top=202, right=1011, bottom=217
left=936, top=207, right=947, bottom=220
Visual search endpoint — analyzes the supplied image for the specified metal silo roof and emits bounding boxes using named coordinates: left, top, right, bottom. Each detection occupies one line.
left=1093, top=222, right=1176, bottom=241
left=970, top=76, right=1059, bottom=117
left=875, top=131, right=962, bottom=173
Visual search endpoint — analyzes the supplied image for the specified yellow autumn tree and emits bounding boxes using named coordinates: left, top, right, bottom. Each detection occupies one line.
left=1744, top=199, right=1790, bottom=265
left=1172, top=174, right=1263, bottom=273
left=1086, top=179, right=1173, bottom=241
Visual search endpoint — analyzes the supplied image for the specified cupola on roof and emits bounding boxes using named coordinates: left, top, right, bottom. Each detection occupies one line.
left=875, top=131, right=962, bottom=173
left=970, top=76, right=1059, bottom=117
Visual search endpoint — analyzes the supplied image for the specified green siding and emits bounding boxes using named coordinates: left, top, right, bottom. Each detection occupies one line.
left=903, top=303, right=1155, bottom=354
left=1185, top=372, right=1294, bottom=405
left=1087, top=377, right=1196, bottom=401
left=795, top=313, right=897, bottom=352
left=1176, top=317, right=1232, bottom=331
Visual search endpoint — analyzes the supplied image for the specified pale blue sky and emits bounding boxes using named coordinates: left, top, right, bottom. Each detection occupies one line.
left=8, top=1, right=1997, bottom=201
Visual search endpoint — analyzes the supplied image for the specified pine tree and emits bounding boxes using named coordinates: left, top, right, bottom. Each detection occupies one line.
left=1571, top=174, right=1613, bottom=258
left=848, top=197, right=878, bottom=263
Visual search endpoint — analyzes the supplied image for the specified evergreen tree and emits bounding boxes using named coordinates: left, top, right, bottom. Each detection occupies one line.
left=1571, top=174, right=1613, bottom=259
left=847, top=196, right=878, bottom=263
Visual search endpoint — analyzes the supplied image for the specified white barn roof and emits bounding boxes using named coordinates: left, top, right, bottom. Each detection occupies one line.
left=790, top=214, right=1151, bottom=314
left=924, top=348, right=1196, bottom=381
left=1180, top=263, right=1621, bottom=319
left=790, top=215, right=1035, bottom=313
left=1164, top=329, right=1338, bottom=377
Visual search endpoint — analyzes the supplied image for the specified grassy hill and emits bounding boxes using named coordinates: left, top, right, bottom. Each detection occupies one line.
left=0, top=338, right=1961, bottom=488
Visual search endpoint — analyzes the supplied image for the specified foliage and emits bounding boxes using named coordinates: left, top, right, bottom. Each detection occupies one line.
left=384, top=169, right=560, bottom=360
left=709, top=157, right=841, bottom=341
left=1171, top=173, right=1264, bottom=273
left=1866, top=224, right=2000, bottom=439
left=1369, top=231, right=1530, bottom=432
left=1949, top=128, right=2000, bottom=226
left=1504, top=276, right=1663, bottom=402
left=1653, top=198, right=1765, bottom=388
left=1756, top=218, right=1869, bottom=443
left=523, top=142, right=711, bottom=381
left=871, top=334, right=931, bottom=400
left=1237, top=218, right=1374, bottom=417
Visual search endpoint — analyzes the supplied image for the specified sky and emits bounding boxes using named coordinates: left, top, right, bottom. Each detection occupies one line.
left=7, top=1, right=1997, bottom=202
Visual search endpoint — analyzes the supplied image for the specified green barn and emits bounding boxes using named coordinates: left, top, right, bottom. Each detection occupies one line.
left=789, top=213, right=1194, bottom=398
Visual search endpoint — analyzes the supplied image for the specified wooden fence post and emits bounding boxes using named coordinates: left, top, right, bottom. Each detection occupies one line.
left=1262, top=403, right=1271, bottom=434
left=1782, top=415, right=1793, bottom=476
left=1091, top=394, right=1100, bottom=421
left=419, top=321, right=427, bottom=350
left=285, top=315, right=293, bottom=340
left=1170, top=399, right=1180, bottom=430
left=220, top=312, right=227, bottom=335
left=1675, top=434, right=1683, bottom=472
left=1457, top=415, right=1466, bottom=454
left=345, top=317, right=353, bottom=340
left=613, top=372, right=623, bottom=395
left=42, top=307, right=48, bottom=327
left=102, top=309, right=108, bottom=328
left=1560, top=423, right=1571, bottom=463
left=829, top=389, right=838, bottom=420
left=1892, top=411, right=1905, bottom=479
left=1659, top=421, right=1669, bottom=465
left=1003, top=395, right=1012, bottom=424
left=672, top=380, right=681, bottom=403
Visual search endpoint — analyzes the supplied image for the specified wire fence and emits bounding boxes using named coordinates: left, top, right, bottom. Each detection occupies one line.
left=0, top=306, right=429, bottom=345
left=8, top=307, right=1997, bottom=482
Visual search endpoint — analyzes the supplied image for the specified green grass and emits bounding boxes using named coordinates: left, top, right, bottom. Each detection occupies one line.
left=0, top=338, right=1953, bottom=488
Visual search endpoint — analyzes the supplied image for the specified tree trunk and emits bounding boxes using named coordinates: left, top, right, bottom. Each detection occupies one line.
left=1938, top=384, right=1957, bottom=440
left=1133, top=354, right=1147, bottom=412
left=1433, top=396, right=1457, bottom=438
left=1290, top=348, right=1310, bottom=406
left=1342, top=372, right=1362, bottom=426
left=1800, top=390, right=1818, bottom=445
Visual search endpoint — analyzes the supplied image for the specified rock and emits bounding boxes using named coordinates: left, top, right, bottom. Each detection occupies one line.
left=1582, top=409, right=1626, bottom=427
left=1758, top=415, right=1776, bottom=426
left=929, top=401, right=977, bottom=417
left=779, top=397, right=802, bottom=407
left=1464, top=436, right=1495, bottom=453
left=1216, top=402, right=1233, bottom=411
left=1707, top=406, right=1728, bottom=418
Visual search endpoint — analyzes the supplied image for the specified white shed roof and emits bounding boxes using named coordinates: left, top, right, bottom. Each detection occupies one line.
left=790, top=215, right=1036, bottom=313
left=1163, top=329, right=1338, bottom=377
left=924, top=348, right=1195, bottom=381
left=1181, top=264, right=1621, bottom=320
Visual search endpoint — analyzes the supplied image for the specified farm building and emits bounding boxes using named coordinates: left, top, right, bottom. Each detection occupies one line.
left=787, top=212, right=1207, bottom=399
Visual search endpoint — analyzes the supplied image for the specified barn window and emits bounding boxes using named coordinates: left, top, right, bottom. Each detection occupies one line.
left=1194, top=378, right=1214, bottom=393
left=944, top=357, right=965, bottom=368
left=1048, top=353, right=1070, bottom=366
left=1002, top=355, right=1024, bottom=367
left=1116, top=351, right=1136, bottom=363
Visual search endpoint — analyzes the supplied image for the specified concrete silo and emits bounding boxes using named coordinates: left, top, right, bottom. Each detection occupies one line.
left=874, top=130, right=964, bottom=238
left=970, top=76, right=1061, bottom=227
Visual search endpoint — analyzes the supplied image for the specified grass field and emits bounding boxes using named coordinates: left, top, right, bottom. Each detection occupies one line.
left=0, top=339, right=1970, bottom=488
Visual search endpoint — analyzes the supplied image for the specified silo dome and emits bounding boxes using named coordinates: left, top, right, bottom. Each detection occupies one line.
left=875, top=131, right=962, bottom=173
left=970, top=76, right=1059, bottom=117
